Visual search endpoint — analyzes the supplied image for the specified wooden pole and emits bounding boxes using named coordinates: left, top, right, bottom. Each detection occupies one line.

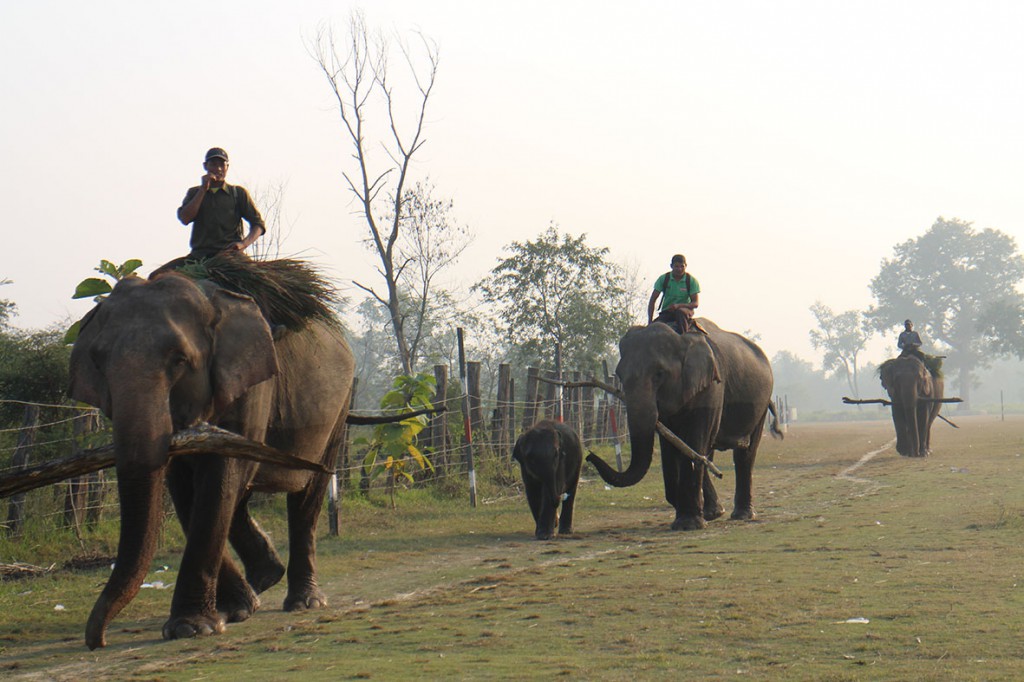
left=457, top=328, right=477, bottom=508
left=6, top=404, right=39, bottom=537
left=523, top=367, right=540, bottom=432
left=431, top=364, right=450, bottom=473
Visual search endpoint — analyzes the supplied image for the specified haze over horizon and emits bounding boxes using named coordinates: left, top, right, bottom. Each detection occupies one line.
left=3, top=1, right=1022, bottom=370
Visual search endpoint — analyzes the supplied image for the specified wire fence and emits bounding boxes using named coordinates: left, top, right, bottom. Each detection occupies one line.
left=0, top=372, right=626, bottom=541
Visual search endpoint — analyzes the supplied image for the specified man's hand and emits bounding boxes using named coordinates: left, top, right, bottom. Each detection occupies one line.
left=201, top=174, right=212, bottom=192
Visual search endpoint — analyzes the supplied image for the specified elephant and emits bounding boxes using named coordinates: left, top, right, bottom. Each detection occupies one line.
left=68, top=271, right=354, bottom=649
left=587, top=319, right=782, bottom=531
left=512, top=420, right=584, bottom=540
left=879, top=355, right=943, bottom=457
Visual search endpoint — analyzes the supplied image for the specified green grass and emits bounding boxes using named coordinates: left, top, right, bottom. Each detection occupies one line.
left=3, top=416, right=1024, bottom=679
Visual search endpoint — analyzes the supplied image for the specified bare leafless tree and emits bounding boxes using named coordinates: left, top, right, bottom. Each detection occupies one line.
left=309, top=10, right=440, bottom=375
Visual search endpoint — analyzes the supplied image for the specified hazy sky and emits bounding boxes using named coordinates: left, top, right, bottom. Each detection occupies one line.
left=2, top=0, right=1022, bottom=367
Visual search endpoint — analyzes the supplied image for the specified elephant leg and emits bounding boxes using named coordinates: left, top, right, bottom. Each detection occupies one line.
left=660, top=429, right=706, bottom=531
left=520, top=466, right=552, bottom=536
left=282, top=472, right=331, bottom=612
left=730, top=413, right=765, bottom=520
left=164, top=458, right=253, bottom=640
left=229, top=493, right=285, bottom=594
left=557, top=472, right=581, bottom=536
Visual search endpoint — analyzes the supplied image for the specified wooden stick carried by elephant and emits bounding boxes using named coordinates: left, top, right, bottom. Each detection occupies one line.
left=843, top=396, right=962, bottom=428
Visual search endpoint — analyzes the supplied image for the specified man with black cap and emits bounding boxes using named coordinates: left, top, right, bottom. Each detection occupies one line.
left=176, top=147, right=266, bottom=260
left=648, top=254, right=701, bottom=333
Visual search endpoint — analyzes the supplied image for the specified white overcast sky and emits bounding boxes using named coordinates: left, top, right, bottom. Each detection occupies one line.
left=2, top=0, right=1022, bottom=366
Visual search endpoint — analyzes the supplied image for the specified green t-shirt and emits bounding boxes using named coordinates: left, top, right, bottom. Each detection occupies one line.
left=653, top=272, right=700, bottom=311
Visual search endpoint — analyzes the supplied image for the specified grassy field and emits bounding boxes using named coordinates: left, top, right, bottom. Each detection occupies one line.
left=2, top=415, right=1024, bottom=680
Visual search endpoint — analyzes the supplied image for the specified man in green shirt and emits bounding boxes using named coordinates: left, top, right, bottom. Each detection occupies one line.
left=648, top=254, right=701, bottom=333
left=177, top=147, right=266, bottom=259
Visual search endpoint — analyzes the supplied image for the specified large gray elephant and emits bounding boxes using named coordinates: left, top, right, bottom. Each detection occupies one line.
left=68, top=272, right=354, bottom=649
left=587, top=319, right=781, bottom=531
left=879, top=355, right=943, bottom=457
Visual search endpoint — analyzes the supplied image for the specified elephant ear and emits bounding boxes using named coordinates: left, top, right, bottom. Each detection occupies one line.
left=679, top=336, right=720, bottom=405
left=208, top=288, right=279, bottom=413
left=68, top=305, right=110, bottom=415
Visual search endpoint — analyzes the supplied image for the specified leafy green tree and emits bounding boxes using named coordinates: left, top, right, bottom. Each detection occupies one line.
left=475, top=224, right=632, bottom=374
left=866, top=217, right=1024, bottom=407
left=808, top=302, right=872, bottom=397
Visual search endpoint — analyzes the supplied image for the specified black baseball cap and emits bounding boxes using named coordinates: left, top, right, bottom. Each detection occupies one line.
left=205, top=147, right=229, bottom=163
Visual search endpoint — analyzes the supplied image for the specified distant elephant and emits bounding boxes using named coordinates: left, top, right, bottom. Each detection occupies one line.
left=879, top=355, right=943, bottom=457
left=587, top=319, right=781, bottom=531
left=512, top=420, right=583, bottom=540
left=69, top=272, right=354, bottom=649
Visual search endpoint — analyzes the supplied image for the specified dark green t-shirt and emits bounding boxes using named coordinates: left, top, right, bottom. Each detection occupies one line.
left=180, top=183, right=265, bottom=258
left=653, top=272, right=700, bottom=311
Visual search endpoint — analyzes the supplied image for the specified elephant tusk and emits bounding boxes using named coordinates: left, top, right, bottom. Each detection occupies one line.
left=0, top=424, right=330, bottom=499
left=654, top=422, right=724, bottom=479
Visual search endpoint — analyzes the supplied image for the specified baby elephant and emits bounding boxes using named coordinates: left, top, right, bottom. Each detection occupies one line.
left=512, top=420, right=584, bottom=540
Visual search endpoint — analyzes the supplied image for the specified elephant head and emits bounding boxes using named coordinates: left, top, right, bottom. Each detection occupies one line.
left=879, top=355, right=942, bottom=457
left=588, top=324, right=720, bottom=487
left=68, top=273, right=277, bottom=649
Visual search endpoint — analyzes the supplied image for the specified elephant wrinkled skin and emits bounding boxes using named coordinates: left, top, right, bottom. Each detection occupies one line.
left=512, top=420, right=584, bottom=540
left=879, top=355, right=943, bottom=457
left=68, top=273, right=354, bottom=649
left=588, top=319, right=781, bottom=531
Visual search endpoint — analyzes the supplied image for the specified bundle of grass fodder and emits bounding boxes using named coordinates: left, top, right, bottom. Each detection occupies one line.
left=879, top=353, right=943, bottom=378
left=179, top=253, right=341, bottom=331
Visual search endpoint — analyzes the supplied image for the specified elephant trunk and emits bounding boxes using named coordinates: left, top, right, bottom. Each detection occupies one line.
left=587, top=392, right=655, bottom=488
left=85, top=396, right=171, bottom=649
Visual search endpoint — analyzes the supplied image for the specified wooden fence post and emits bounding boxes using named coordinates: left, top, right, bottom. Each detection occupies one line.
left=468, top=361, right=485, bottom=451
left=522, top=367, right=540, bottom=432
left=6, top=404, right=40, bottom=538
left=430, top=364, right=450, bottom=475
left=64, top=409, right=100, bottom=530
left=490, top=363, right=512, bottom=455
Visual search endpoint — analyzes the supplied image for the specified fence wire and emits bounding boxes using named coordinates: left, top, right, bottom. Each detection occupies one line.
left=0, top=390, right=626, bottom=535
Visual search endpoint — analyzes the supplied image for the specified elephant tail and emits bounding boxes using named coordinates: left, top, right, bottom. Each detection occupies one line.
left=768, top=400, right=785, bottom=440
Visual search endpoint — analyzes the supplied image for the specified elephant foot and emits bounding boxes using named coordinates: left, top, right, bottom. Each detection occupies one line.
left=731, top=507, right=757, bottom=521
left=162, top=613, right=226, bottom=640
left=284, top=586, right=327, bottom=612
left=246, top=559, right=286, bottom=594
left=535, top=532, right=553, bottom=541
left=704, top=504, right=726, bottom=521
left=671, top=515, right=706, bottom=531
left=218, top=586, right=260, bottom=624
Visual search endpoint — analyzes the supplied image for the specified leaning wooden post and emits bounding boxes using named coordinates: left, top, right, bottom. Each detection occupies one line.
left=457, top=328, right=477, bottom=508
left=6, top=404, right=39, bottom=538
